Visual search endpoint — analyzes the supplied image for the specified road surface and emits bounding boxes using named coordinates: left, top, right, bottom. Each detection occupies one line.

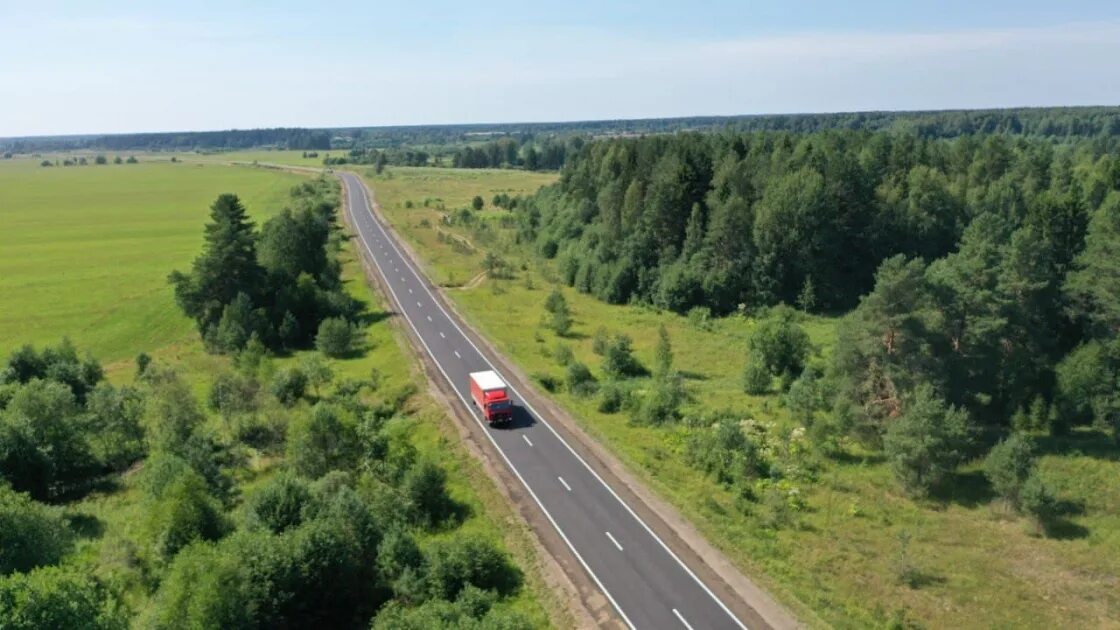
left=339, top=171, right=748, bottom=630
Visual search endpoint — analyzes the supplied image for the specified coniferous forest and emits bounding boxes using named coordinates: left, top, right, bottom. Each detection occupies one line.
left=517, top=129, right=1120, bottom=494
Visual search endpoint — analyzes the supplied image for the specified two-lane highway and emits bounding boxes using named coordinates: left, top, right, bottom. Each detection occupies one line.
left=339, top=171, right=748, bottom=630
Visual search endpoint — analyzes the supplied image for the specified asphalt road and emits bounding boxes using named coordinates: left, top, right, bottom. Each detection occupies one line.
left=339, top=172, right=747, bottom=630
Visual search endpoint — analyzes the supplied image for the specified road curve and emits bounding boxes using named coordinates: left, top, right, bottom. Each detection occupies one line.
left=339, top=171, right=748, bottom=630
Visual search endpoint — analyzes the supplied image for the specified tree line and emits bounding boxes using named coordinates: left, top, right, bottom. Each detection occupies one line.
left=169, top=177, right=363, bottom=355
left=513, top=128, right=1120, bottom=502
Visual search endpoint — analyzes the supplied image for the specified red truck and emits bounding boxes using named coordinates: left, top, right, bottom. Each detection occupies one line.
left=469, top=370, right=513, bottom=425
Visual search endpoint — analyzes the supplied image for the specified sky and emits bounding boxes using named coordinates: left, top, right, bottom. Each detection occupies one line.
left=1, top=0, right=1119, bottom=137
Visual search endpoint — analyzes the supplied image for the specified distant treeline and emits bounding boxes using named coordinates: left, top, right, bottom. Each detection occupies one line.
left=6, top=106, right=1119, bottom=154
left=2, top=128, right=331, bottom=153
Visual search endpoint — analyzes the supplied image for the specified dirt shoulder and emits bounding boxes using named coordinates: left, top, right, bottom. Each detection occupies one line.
left=349, top=174, right=802, bottom=630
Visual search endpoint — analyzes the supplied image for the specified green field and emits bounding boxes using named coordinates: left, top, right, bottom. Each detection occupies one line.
left=357, top=165, right=1120, bottom=628
left=0, top=158, right=305, bottom=362
left=0, top=157, right=557, bottom=626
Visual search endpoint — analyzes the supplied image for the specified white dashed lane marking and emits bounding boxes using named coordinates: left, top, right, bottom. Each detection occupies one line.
left=558, top=477, right=572, bottom=492
left=672, top=609, right=694, bottom=630
left=454, top=350, right=461, bottom=359
left=605, top=531, right=623, bottom=552
left=522, top=435, right=533, bottom=447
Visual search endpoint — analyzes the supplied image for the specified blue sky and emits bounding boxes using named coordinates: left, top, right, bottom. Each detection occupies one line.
left=2, top=1, right=1118, bottom=136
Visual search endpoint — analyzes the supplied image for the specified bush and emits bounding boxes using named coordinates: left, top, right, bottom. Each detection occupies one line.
left=602, top=334, right=643, bottom=379
left=629, top=379, right=682, bottom=426
left=424, top=534, right=522, bottom=601
left=685, top=417, right=764, bottom=487
left=533, top=372, right=560, bottom=393
left=85, top=382, right=146, bottom=471
left=597, top=383, right=626, bottom=413
left=746, top=305, right=810, bottom=386
left=591, top=326, right=610, bottom=355
left=270, top=367, right=308, bottom=406
left=402, top=460, right=458, bottom=528
left=552, top=343, right=574, bottom=366
left=1020, top=471, right=1057, bottom=534
left=244, top=472, right=311, bottom=533
left=0, top=484, right=72, bottom=575
left=984, top=434, right=1036, bottom=510
left=566, top=361, right=597, bottom=397
left=316, top=317, right=359, bottom=358
left=142, top=469, right=227, bottom=562
left=0, top=566, right=124, bottom=630
left=287, top=404, right=359, bottom=478
left=742, top=360, right=772, bottom=395
left=884, top=385, right=974, bottom=496
left=0, top=379, right=98, bottom=500
left=207, top=372, right=259, bottom=418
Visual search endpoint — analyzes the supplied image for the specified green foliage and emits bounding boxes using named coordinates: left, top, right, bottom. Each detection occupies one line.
left=471, top=195, right=484, bottom=211
left=984, top=434, right=1037, bottom=510
left=542, top=288, right=572, bottom=336
left=270, top=367, right=308, bottom=406
left=597, top=382, right=626, bottom=413
left=685, top=416, right=765, bottom=488
left=654, top=324, right=673, bottom=378
left=1055, top=340, right=1120, bottom=435
left=287, top=404, right=359, bottom=478
left=207, top=371, right=259, bottom=418
left=316, top=317, right=359, bottom=358
left=742, top=360, right=772, bottom=395
left=1066, top=192, right=1120, bottom=336
left=0, top=484, right=72, bottom=575
left=0, top=566, right=124, bottom=630
left=0, top=379, right=97, bottom=500
left=746, top=306, right=810, bottom=387
left=629, top=376, right=684, bottom=426
left=401, top=460, right=459, bottom=528
left=565, top=361, right=597, bottom=397
left=85, top=382, right=146, bottom=471
left=591, top=326, right=610, bottom=355
left=883, top=385, right=974, bottom=496
left=602, top=334, right=643, bottom=379
left=0, top=339, right=104, bottom=403
left=1020, top=471, right=1058, bottom=532
left=244, top=472, right=311, bottom=533
left=141, top=468, right=227, bottom=562
left=423, top=534, right=523, bottom=601
left=169, top=181, right=358, bottom=354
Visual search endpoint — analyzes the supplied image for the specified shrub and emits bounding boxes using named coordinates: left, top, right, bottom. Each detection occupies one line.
left=402, top=461, right=458, bottom=528
left=566, top=361, right=597, bottom=397
left=591, top=326, right=610, bottom=355
left=552, top=343, right=574, bottom=366
left=0, top=484, right=72, bottom=575
left=884, top=385, right=974, bottom=496
left=316, top=317, right=359, bottom=358
left=1020, top=471, right=1057, bottom=534
left=287, top=404, right=359, bottom=479
left=629, top=379, right=682, bottom=426
left=142, top=470, right=227, bottom=562
left=984, top=434, right=1036, bottom=510
left=270, top=367, right=308, bottom=406
left=533, top=372, right=560, bottom=393
left=685, top=417, right=764, bottom=487
left=244, top=472, right=310, bottom=533
left=597, top=383, right=626, bottom=413
left=745, top=305, right=810, bottom=386
left=424, top=534, right=522, bottom=601
left=0, top=566, right=124, bottom=630
left=742, top=360, right=772, bottom=395
left=602, top=334, right=643, bottom=379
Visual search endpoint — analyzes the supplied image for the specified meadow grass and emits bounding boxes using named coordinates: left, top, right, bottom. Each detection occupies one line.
left=0, top=158, right=304, bottom=362
left=2, top=157, right=556, bottom=626
left=357, top=165, right=1120, bottom=628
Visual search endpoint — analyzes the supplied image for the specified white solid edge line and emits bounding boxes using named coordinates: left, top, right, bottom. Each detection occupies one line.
left=522, top=434, right=533, bottom=447
left=558, top=476, right=572, bottom=492
left=352, top=173, right=752, bottom=630
left=605, top=531, right=623, bottom=552
left=339, top=174, right=639, bottom=630
left=347, top=173, right=748, bottom=630
left=673, top=608, right=695, bottom=630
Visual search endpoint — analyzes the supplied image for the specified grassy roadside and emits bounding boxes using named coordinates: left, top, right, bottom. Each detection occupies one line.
left=355, top=165, right=1120, bottom=628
